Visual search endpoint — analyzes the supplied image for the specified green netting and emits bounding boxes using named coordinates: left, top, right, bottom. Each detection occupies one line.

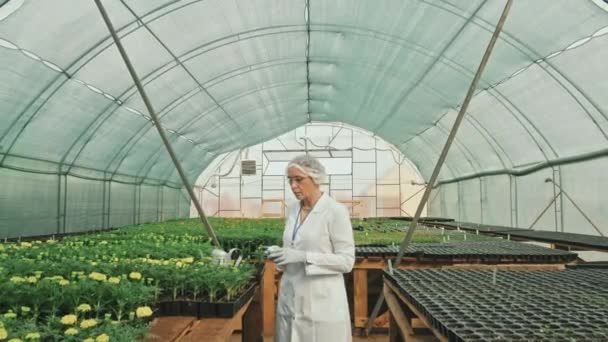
left=0, top=0, right=607, bottom=237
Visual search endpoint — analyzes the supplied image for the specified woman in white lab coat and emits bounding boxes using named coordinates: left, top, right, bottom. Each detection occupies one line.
left=268, top=155, right=355, bottom=342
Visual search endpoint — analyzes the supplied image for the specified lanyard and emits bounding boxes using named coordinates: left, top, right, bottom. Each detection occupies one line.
left=291, top=201, right=317, bottom=241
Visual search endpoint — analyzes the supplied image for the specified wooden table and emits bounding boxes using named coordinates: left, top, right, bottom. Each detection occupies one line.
left=261, top=258, right=567, bottom=336
left=146, top=287, right=262, bottom=342
left=384, top=279, right=442, bottom=342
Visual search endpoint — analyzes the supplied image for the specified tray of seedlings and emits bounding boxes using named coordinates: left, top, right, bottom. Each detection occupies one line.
left=384, top=267, right=608, bottom=341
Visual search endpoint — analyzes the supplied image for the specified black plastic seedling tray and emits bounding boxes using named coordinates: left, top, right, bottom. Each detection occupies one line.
left=157, top=282, right=257, bottom=318
left=384, top=268, right=608, bottom=341
left=356, top=240, right=577, bottom=263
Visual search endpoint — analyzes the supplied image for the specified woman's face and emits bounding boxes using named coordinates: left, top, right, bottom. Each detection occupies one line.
left=287, top=166, right=319, bottom=201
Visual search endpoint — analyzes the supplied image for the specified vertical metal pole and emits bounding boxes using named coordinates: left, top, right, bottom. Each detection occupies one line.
left=558, top=166, right=565, bottom=232
left=63, top=174, right=68, bottom=233
left=552, top=168, right=558, bottom=231
left=374, top=136, right=378, bottom=216
left=107, top=181, right=112, bottom=228
left=94, top=0, right=220, bottom=247
left=479, top=177, right=484, bottom=224
left=101, top=176, right=106, bottom=229
left=366, top=0, right=513, bottom=334
left=56, top=173, right=62, bottom=234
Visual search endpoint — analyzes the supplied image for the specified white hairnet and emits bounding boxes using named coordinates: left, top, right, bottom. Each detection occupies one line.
left=286, top=154, right=327, bottom=185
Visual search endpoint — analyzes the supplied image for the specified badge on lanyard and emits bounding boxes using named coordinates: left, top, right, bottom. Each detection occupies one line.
left=291, top=201, right=317, bottom=246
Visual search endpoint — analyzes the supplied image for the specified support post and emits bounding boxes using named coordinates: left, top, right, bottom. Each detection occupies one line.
left=366, top=0, right=514, bottom=334
left=94, top=0, right=220, bottom=247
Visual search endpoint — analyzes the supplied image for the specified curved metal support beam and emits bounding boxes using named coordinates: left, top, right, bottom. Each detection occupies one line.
left=437, top=147, right=608, bottom=185
left=134, top=96, right=308, bottom=180
left=104, top=60, right=306, bottom=179
left=416, top=84, right=510, bottom=169
left=371, top=0, right=488, bottom=132
left=154, top=114, right=309, bottom=186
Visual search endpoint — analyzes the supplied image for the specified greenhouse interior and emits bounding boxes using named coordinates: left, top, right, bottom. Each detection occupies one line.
left=1, top=0, right=608, bottom=341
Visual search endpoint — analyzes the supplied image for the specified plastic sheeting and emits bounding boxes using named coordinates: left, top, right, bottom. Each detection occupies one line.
left=0, top=0, right=607, bottom=237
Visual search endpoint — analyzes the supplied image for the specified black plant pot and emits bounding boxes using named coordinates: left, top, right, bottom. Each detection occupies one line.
left=180, top=300, right=199, bottom=317
left=215, top=301, right=238, bottom=318
left=158, top=301, right=181, bottom=316
left=198, top=301, right=217, bottom=318
left=214, top=283, right=258, bottom=318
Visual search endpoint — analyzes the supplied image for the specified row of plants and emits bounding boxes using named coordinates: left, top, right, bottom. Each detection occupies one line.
left=0, top=222, right=257, bottom=341
left=0, top=216, right=493, bottom=340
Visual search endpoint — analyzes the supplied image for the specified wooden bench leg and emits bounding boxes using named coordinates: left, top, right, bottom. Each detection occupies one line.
left=262, top=260, right=276, bottom=336
left=353, top=269, right=368, bottom=328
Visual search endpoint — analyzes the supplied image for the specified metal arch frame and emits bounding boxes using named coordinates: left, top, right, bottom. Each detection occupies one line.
left=94, top=45, right=492, bottom=181
left=160, top=115, right=309, bottom=187
left=366, top=0, right=513, bottom=334
left=400, top=138, right=456, bottom=181
left=0, top=17, right=533, bottom=167
left=131, top=81, right=308, bottom=178
left=205, top=121, right=417, bottom=219
left=416, top=134, right=465, bottom=179
left=419, top=84, right=512, bottom=169
left=137, top=98, right=308, bottom=182
left=0, top=19, right=552, bottom=172
left=61, top=20, right=495, bottom=176
left=125, top=94, right=308, bottom=182
left=100, top=59, right=306, bottom=179
left=1, top=0, right=603, bottom=187
left=120, top=0, right=251, bottom=136
left=408, top=0, right=608, bottom=137
left=399, top=80, right=558, bottom=163
left=371, top=0, right=489, bottom=131
left=0, top=25, right=310, bottom=169
left=104, top=75, right=305, bottom=182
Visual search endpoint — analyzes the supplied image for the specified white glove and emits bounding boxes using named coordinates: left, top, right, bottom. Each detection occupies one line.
left=268, top=247, right=307, bottom=266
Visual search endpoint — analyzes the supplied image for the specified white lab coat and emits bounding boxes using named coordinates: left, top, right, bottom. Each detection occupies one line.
left=275, top=193, right=355, bottom=342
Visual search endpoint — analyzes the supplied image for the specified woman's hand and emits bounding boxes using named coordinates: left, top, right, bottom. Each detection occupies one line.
left=268, top=247, right=307, bottom=266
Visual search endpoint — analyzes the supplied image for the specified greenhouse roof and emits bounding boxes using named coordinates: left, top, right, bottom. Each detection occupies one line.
left=1, top=0, right=607, bottom=188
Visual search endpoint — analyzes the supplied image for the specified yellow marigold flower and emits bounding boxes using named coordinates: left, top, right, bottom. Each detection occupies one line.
left=176, top=262, right=183, bottom=268
left=21, top=307, right=31, bottom=313
left=24, top=332, right=40, bottom=340
left=9, top=276, right=26, bottom=283
left=20, top=242, right=32, bottom=248
left=26, top=277, right=37, bottom=284
left=76, top=304, right=92, bottom=313
left=0, top=327, right=7, bottom=339
left=128, top=272, right=142, bottom=280
left=4, top=311, right=17, bottom=319
left=64, top=328, right=78, bottom=336
left=8, top=339, right=23, bottom=342
left=108, top=277, right=120, bottom=284
left=80, top=319, right=97, bottom=329
left=61, top=314, right=77, bottom=325
left=83, top=339, right=95, bottom=342
left=182, top=257, right=194, bottom=264
left=88, top=272, right=106, bottom=282
left=59, top=280, right=70, bottom=286
left=135, top=306, right=153, bottom=318
left=95, top=334, right=109, bottom=342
